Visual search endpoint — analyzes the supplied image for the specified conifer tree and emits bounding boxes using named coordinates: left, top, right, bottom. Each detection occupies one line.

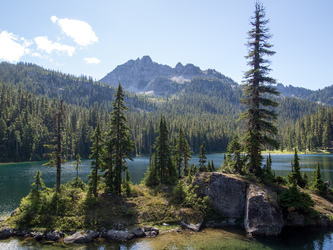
left=174, top=127, right=192, bottom=178
left=43, top=99, right=66, bottom=192
left=211, top=160, right=216, bottom=172
left=221, top=154, right=228, bottom=170
left=189, top=163, right=197, bottom=176
left=207, top=161, right=212, bottom=172
left=153, top=116, right=176, bottom=184
left=227, top=135, right=243, bottom=174
left=313, top=162, right=325, bottom=195
left=198, top=141, right=207, bottom=172
left=72, top=153, right=82, bottom=185
left=239, top=3, right=280, bottom=176
left=89, top=123, right=104, bottom=197
left=32, top=170, right=45, bottom=192
left=123, top=169, right=132, bottom=196
left=288, top=148, right=306, bottom=187
left=105, top=83, right=134, bottom=194
left=322, top=120, right=332, bottom=149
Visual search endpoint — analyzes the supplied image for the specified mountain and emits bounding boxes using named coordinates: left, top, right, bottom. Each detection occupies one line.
left=0, top=61, right=154, bottom=112
left=101, top=56, right=333, bottom=105
left=100, top=55, right=236, bottom=95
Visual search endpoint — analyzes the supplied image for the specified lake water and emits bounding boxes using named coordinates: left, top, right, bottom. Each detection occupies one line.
left=1, top=153, right=333, bottom=249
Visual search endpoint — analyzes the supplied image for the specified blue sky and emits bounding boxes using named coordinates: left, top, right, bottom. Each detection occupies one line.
left=0, top=0, right=332, bottom=90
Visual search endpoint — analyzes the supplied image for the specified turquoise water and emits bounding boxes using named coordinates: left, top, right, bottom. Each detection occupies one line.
left=1, top=154, right=333, bottom=249
left=1, top=154, right=333, bottom=216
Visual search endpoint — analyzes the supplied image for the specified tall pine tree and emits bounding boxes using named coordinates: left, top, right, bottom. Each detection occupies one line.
left=174, top=127, right=192, bottom=178
left=198, top=141, right=207, bottom=172
left=43, top=99, right=66, bottom=192
left=106, top=83, right=134, bottom=195
left=89, top=123, right=104, bottom=197
left=153, top=116, right=176, bottom=184
left=239, top=2, right=279, bottom=176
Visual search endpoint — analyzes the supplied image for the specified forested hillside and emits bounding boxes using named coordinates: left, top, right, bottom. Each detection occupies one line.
left=0, top=62, right=330, bottom=162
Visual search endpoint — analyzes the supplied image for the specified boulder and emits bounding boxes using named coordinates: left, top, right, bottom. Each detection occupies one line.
left=34, top=232, right=44, bottom=241
left=180, top=221, right=202, bottom=232
left=0, top=227, right=14, bottom=238
left=105, top=230, right=135, bottom=242
left=64, top=230, right=99, bottom=244
left=144, top=226, right=159, bottom=238
left=45, top=231, right=62, bottom=241
left=244, top=184, right=284, bottom=236
left=144, top=231, right=158, bottom=238
left=193, top=172, right=246, bottom=219
left=132, top=227, right=145, bottom=237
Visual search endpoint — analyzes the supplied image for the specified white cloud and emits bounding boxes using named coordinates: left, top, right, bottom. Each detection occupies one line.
left=34, top=36, right=75, bottom=56
left=0, top=31, right=26, bottom=62
left=50, top=16, right=58, bottom=23
left=51, top=16, right=98, bottom=46
left=84, top=57, right=101, bottom=64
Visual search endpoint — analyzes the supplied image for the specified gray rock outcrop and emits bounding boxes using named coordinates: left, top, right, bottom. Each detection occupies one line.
left=132, top=227, right=145, bottom=237
left=181, top=221, right=203, bottom=232
left=193, top=172, right=246, bottom=219
left=64, top=230, right=99, bottom=244
left=105, top=230, right=135, bottom=242
left=34, top=232, right=44, bottom=241
left=45, top=231, right=62, bottom=241
left=0, top=227, right=14, bottom=238
left=244, top=184, right=284, bottom=236
left=143, top=226, right=159, bottom=238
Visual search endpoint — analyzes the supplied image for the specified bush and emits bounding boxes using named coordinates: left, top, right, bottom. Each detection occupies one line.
left=170, top=181, right=186, bottom=205
left=278, top=183, right=315, bottom=214
left=274, top=176, right=287, bottom=185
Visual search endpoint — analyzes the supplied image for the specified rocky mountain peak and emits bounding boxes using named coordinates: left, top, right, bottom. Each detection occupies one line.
left=100, top=56, right=235, bottom=95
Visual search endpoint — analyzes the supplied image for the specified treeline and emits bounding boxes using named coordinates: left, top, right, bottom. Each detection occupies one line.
left=0, top=82, right=235, bottom=162
left=0, top=62, right=330, bottom=163
left=0, top=80, right=328, bottom=163
left=279, top=106, right=333, bottom=151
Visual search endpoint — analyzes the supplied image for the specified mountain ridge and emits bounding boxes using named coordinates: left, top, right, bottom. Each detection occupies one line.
left=100, top=55, right=236, bottom=95
left=100, top=56, right=333, bottom=105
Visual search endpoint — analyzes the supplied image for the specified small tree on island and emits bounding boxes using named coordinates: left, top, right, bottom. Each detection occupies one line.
left=227, top=135, right=243, bottom=174
left=198, top=141, right=207, bottom=172
left=88, top=123, right=104, bottom=197
left=174, top=127, right=192, bottom=178
left=104, top=83, right=134, bottom=195
left=32, top=170, right=45, bottom=192
left=123, top=169, right=132, bottom=197
left=72, top=154, right=82, bottom=182
left=288, top=148, right=306, bottom=188
left=43, top=99, right=66, bottom=192
left=239, top=2, right=280, bottom=176
left=312, top=162, right=326, bottom=195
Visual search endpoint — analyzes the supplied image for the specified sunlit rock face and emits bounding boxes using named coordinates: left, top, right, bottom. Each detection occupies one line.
left=193, top=172, right=284, bottom=236
left=244, top=184, right=284, bottom=236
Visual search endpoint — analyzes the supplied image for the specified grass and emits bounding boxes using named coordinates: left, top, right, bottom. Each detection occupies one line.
left=3, top=183, right=204, bottom=232
left=262, top=149, right=332, bottom=155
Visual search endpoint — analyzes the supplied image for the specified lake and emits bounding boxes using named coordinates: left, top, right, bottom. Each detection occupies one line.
left=1, top=153, right=333, bottom=249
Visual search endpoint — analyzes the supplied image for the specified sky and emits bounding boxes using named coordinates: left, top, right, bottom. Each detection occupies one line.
left=0, top=0, right=332, bottom=90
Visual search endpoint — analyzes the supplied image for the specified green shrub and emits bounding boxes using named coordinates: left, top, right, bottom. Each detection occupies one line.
left=170, top=181, right=186, bottom=205
left=278, top=183, right=315, bottom=214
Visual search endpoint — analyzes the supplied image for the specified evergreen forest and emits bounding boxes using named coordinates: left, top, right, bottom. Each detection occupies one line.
left=0, top=60, right=331, bottom=163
